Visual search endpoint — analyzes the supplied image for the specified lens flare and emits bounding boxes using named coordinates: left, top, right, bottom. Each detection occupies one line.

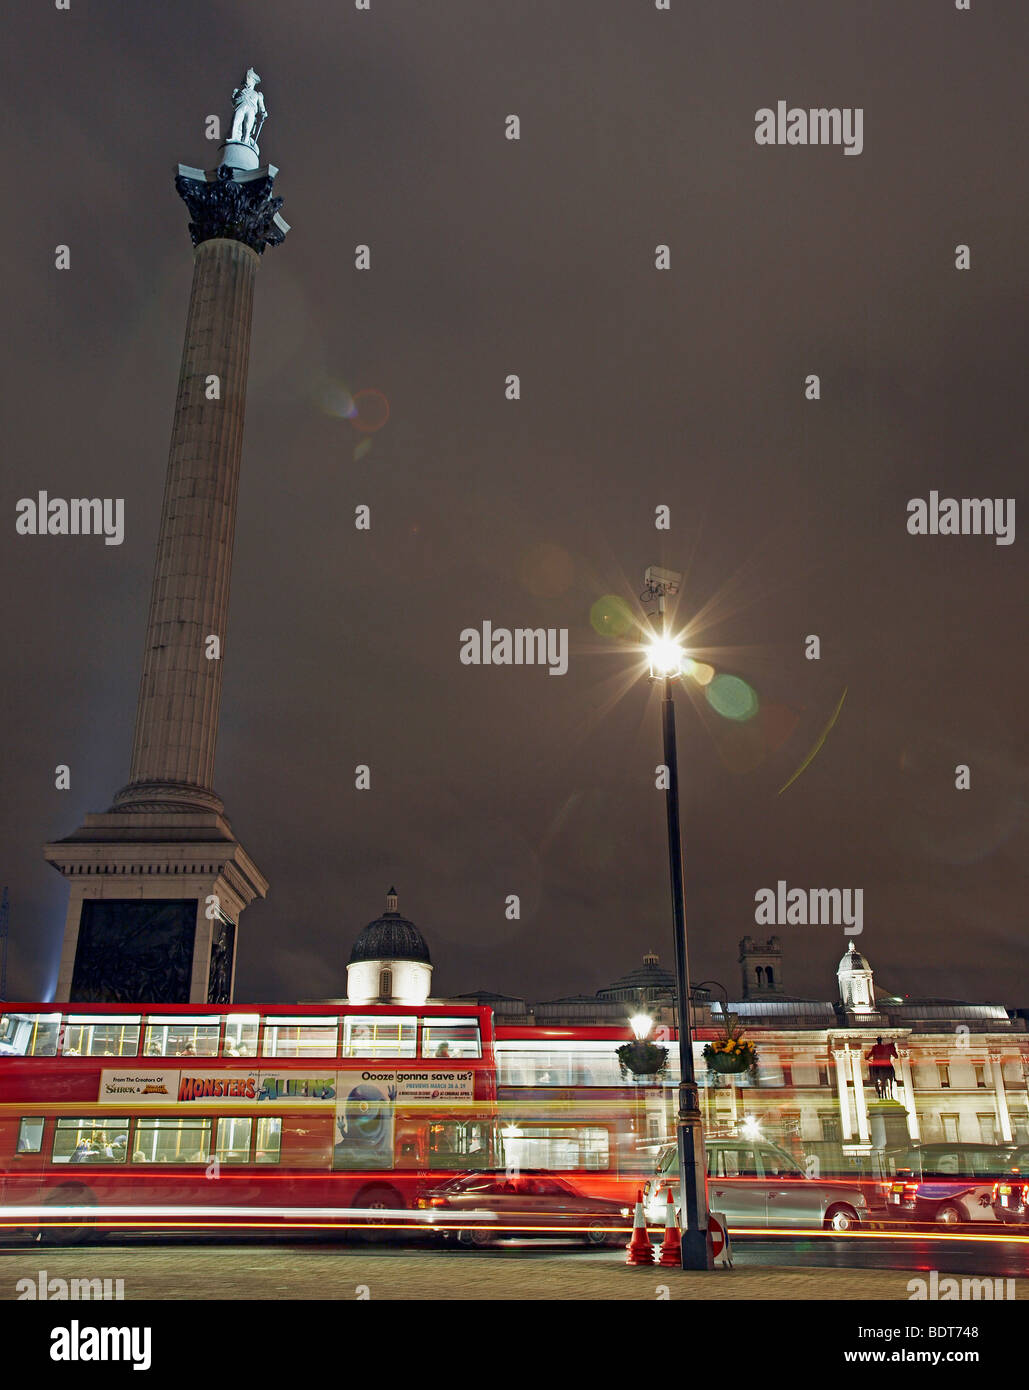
left=683, top=659, right=715, bottom=686
left=590, top=595, right=634, bottom=637
left=705, top=673, right=759, bottom=722
left=350, top=388, right=390, bottom=433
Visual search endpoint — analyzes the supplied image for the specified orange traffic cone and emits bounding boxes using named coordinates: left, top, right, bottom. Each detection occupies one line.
left=625, top=1190, right=655, bottom=1265
left=658, top=1189, right=682, bottom=1266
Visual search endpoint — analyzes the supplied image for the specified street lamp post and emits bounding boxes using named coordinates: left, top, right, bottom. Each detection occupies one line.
left=645, top=569, right=713, bottom=1270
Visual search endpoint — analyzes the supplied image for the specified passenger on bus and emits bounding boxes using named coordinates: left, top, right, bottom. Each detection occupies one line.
left=435, top=1043, right=451, bottom=1058
left=178, top=1041, right=197, bottom=1057
left=69, top=1138, right=91, bottom=1162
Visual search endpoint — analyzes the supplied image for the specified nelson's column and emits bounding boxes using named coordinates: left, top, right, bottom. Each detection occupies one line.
left=45, top=71, right=289, bottom=1004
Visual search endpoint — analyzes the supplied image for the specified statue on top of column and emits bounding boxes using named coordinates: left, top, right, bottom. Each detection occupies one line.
left=229, top=68, right=268, bottom=149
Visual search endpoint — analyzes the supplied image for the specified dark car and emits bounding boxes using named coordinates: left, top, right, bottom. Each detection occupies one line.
left=416, top=1171, right=632, bottom=1246
left=887, top=1143, right=1015, bottom=1224
left=990, top=1146, right=1029, bottom=1225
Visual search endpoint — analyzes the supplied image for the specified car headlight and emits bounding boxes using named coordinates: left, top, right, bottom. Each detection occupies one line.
left=620, top=1207, right=631, bottom=1218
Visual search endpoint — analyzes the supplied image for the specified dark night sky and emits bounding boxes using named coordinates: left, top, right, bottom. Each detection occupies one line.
left=3, top=2, right=1026, bottom=1008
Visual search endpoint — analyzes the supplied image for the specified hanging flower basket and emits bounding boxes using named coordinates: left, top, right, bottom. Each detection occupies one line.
left=703, top=1035, right=758, bottom=1078
left=616, top=1040, right=669, bottom=1080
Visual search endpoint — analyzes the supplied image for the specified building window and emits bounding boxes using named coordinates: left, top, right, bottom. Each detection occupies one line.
left=379, top=968, right=393, bottom=999
left=940, top=1114, right=960, bottom=1141
left=52, top=1118, right=129, bottom=1164
left=977, top=1114, right=997, bottom=1144
left=819, top=1113, right=841, bottom=1143
left=766, top=967, right=775, bottom=987
left=132, top=1117, right=212, bottom=1164
left=1010, top=1110, right=1029, bottom=1144
left=974, top=1065, right=987, bottom=1088
left=937, top=1064, right=950, bottom=1089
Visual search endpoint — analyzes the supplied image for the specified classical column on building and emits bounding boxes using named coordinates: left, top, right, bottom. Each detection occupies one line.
left=832, top=1046, right=853, bottom=1142
left=896, top=1047, right=921, bottom=1140
left=989, top=1052, right=1013, bottom=1143
left=849, top=1045, right=871, bottom=1144
left=45, top=71, right=287, bottom=1004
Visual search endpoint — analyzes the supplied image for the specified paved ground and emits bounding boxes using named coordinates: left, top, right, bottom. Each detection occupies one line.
left=3, top=1241, right=1022, bottom=1300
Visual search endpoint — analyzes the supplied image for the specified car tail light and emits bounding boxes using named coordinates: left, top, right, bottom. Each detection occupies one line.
left=428, top=1197, right=449, bottom=1208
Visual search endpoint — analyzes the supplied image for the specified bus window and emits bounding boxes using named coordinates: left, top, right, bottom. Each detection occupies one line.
left=132, top=1117, right=212, bottom=1164
left=427, top=1121, right=493, bottom=1169
left=343, top=1016, right=417, bottom=1058
left=215, top=1117, right=253, bottom=1164
left=16, top=1118, right=44, bottom=1154
left=144, top=1017, right=220, bottom=1058
left=53, top=1119, right=129, bottom=1164
left=224, top=1014, right=260, bottom=1058
left=421, top=1018, right=482, bottom=1059
left=0, top=1012, right=61, bottom=1056
left=255, top=1116, right=282, bottom=1163
left=262, top=1018, right=339, bottom=1058
left=63, top=1016, right=141, bottom=1057
left=502, top=1126, right=610, bottom=1172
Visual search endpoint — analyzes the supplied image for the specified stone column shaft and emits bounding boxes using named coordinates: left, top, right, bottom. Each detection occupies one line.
left=850, top=1047, right=870, bottom=1143
left=117, top=237, right=258, bottom=811
left=832, top=1048, right=853, bottom=1141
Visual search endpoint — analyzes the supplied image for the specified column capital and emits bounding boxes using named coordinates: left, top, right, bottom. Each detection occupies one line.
left=175, top=163, right=289, bottom=255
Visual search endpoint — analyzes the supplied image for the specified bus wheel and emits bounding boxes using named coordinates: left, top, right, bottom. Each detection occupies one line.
left=39, top=1186, right=97, bottom=1246
left=352, top=1185, right=402, bottom=1242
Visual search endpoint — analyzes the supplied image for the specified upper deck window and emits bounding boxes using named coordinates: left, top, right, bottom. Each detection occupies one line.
left=0, top=1012, right=62, bottom=1056
left=224, top=1014, right=260, bottom=1058
left=262, top=1017, right=339, bottom=1058
left=342, top=1016, right=417, bottom=1058
left=421, top=1018, right=482, bottom=1059
left=144, top=1017, right=221, bottom=1058
left=63, top=1016, right=141, bottom=1057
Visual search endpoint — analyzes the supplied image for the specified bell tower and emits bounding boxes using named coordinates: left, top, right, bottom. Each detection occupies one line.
left=739, top=935, right=784, bottom=999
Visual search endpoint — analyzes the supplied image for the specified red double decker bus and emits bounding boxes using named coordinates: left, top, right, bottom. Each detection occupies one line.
left=0, top=1001, right=498, bottom=1242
